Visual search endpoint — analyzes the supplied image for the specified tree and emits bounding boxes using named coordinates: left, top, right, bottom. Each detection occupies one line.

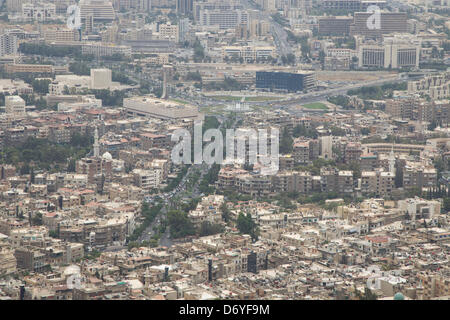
left=443, top=197, right=450, bottom=213
left=199, top=221, right=224, bottom=236
left=360, top=128, right=370, bottom=135
left=30, top=167, right=35, bottom=184
left=279, top=127, right=293, bottom=154
left=193, top=40, right=205, bottom=62
left=167, top=210, right=196, bottom=239
left=32, top=79, right=51, bottom=95
left=31, top=212, right=43, bottom=226
left=236, top=212, right=259, bottom=241
left=220, top=203, right=230, bottom=223
left=286, top=53, right=296, bottom=65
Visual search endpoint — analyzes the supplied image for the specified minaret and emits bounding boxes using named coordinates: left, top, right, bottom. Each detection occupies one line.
left=93, top=127, right=100, bottom=158
left=388, top=143, right=395, bottom=174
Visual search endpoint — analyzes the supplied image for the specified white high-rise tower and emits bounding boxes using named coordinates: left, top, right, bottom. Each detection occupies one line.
left=93, top=127, right=100, bottom=157
left=389, top=144, right=395, bottom=174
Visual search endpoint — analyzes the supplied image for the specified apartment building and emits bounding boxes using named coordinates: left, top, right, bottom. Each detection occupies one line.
left=293, top=140, right=310, bottom=165
left=43, top=28, right=79, bottom=42
left=4, top=126, right=39, bottom=145
left=403, top=164, right=437, bottom=190
left=76, top=157, right=113, bottom=184
left=271, top=171, right=313, bottom=194
left=0, top=246, right=17, bottom=276
left=199, top=9, right=248, bottom=29
left=235, top=174, right=272, bottom=197
left=321, top=167, right=354, bottom=194
left=81, top=43, right=132, bottom=57
left=360, top=170, right=395, bottom=197
left=385, top=98, right=417, bottom=120
left=222, top=46, right=276, bottom=62
left=408, top=71, right=450, bottom=100
left=5, top=95, right=26, bottom=116
left=417, top=273, right=450, bottom=300
left=132, top=168, right=161, bottom=190
left=0, top=33, right=18, bottom=57
left=158, top=23, right=179, bottom=42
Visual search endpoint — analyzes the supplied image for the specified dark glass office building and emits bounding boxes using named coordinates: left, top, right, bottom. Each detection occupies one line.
left=256, top=71, right=312, bottom=92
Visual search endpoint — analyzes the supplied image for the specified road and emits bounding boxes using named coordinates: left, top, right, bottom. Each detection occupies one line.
left=136, top=115, right=234, bottom=247
left=277, top=74, right=406, bottom=107
left=241, top=0, right=293, bottom=57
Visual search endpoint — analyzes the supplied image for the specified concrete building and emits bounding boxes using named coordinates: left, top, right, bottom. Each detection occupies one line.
left=22, top=2, right=56, bottom=22
left=79, top=0, right=116, bottom=21
left=43, top=27, right=78, bottom=42
left=357, top=34, right=420, bottom=69
left=403, top=165, right=437, bottom=190
left=408, top=71, right=450, bottom=100
left=321, top=167, right=354, bottom=194
left=132, top=168, right=161, bottom=190
left=320, top=136, right=333, bottom=160
left=81, top=43, right=132, bottom=57
left=351, top=12, right=408, bottom=38
left=385, top=98, right=417, bottom=120
left=177, top=0, right=193, bottom=15
left=360, top=170, right=394, bottom=197
left=318, top=17, right=353, bottom=36
left=255, top=71, right=316, bottom=92
left=223, top=46, right=276, bottom=63
left=199, top=9, right=248, bottom=30
left=158, top=23, right=179, bottom=42
left=323, top=0, right=386, bottom=11
left=0, top=244, right=16, bottom=276
left=90, top=68, right=113, bottom=89
left=123, top=96, right=199, bottom=120
left=0, top=33, right=18, bottom=57
left=5, top=95, right=26, bottom=115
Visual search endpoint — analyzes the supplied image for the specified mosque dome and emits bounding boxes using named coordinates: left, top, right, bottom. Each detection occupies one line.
left=102, top=152, right=113, bottom=160
left=394, top=292, right=404, bottom=300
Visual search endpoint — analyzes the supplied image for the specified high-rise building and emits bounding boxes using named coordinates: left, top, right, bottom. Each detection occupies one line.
left=320, top=136, right=333, bottom=160
left=351, top=12, right=408, bottom=37
left=85, top=15, right=94, bottom=34
left=318, top=16, right=353, bottom=36
left=6, top=0, right=29, bottom=12
left=178, top=18, right=189, bottom=43
left=0, top=33, right=18, bottom=57
left=177, top=0, right=193, bottom=15
left=158, top=23, right=179, bottom=42
left=79, top=0, right=116, bottom=21
left=199, top=9, right=249, bottom=30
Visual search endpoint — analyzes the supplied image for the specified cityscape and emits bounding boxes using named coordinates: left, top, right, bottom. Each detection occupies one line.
left=0, top=0, right=449, bottom=303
